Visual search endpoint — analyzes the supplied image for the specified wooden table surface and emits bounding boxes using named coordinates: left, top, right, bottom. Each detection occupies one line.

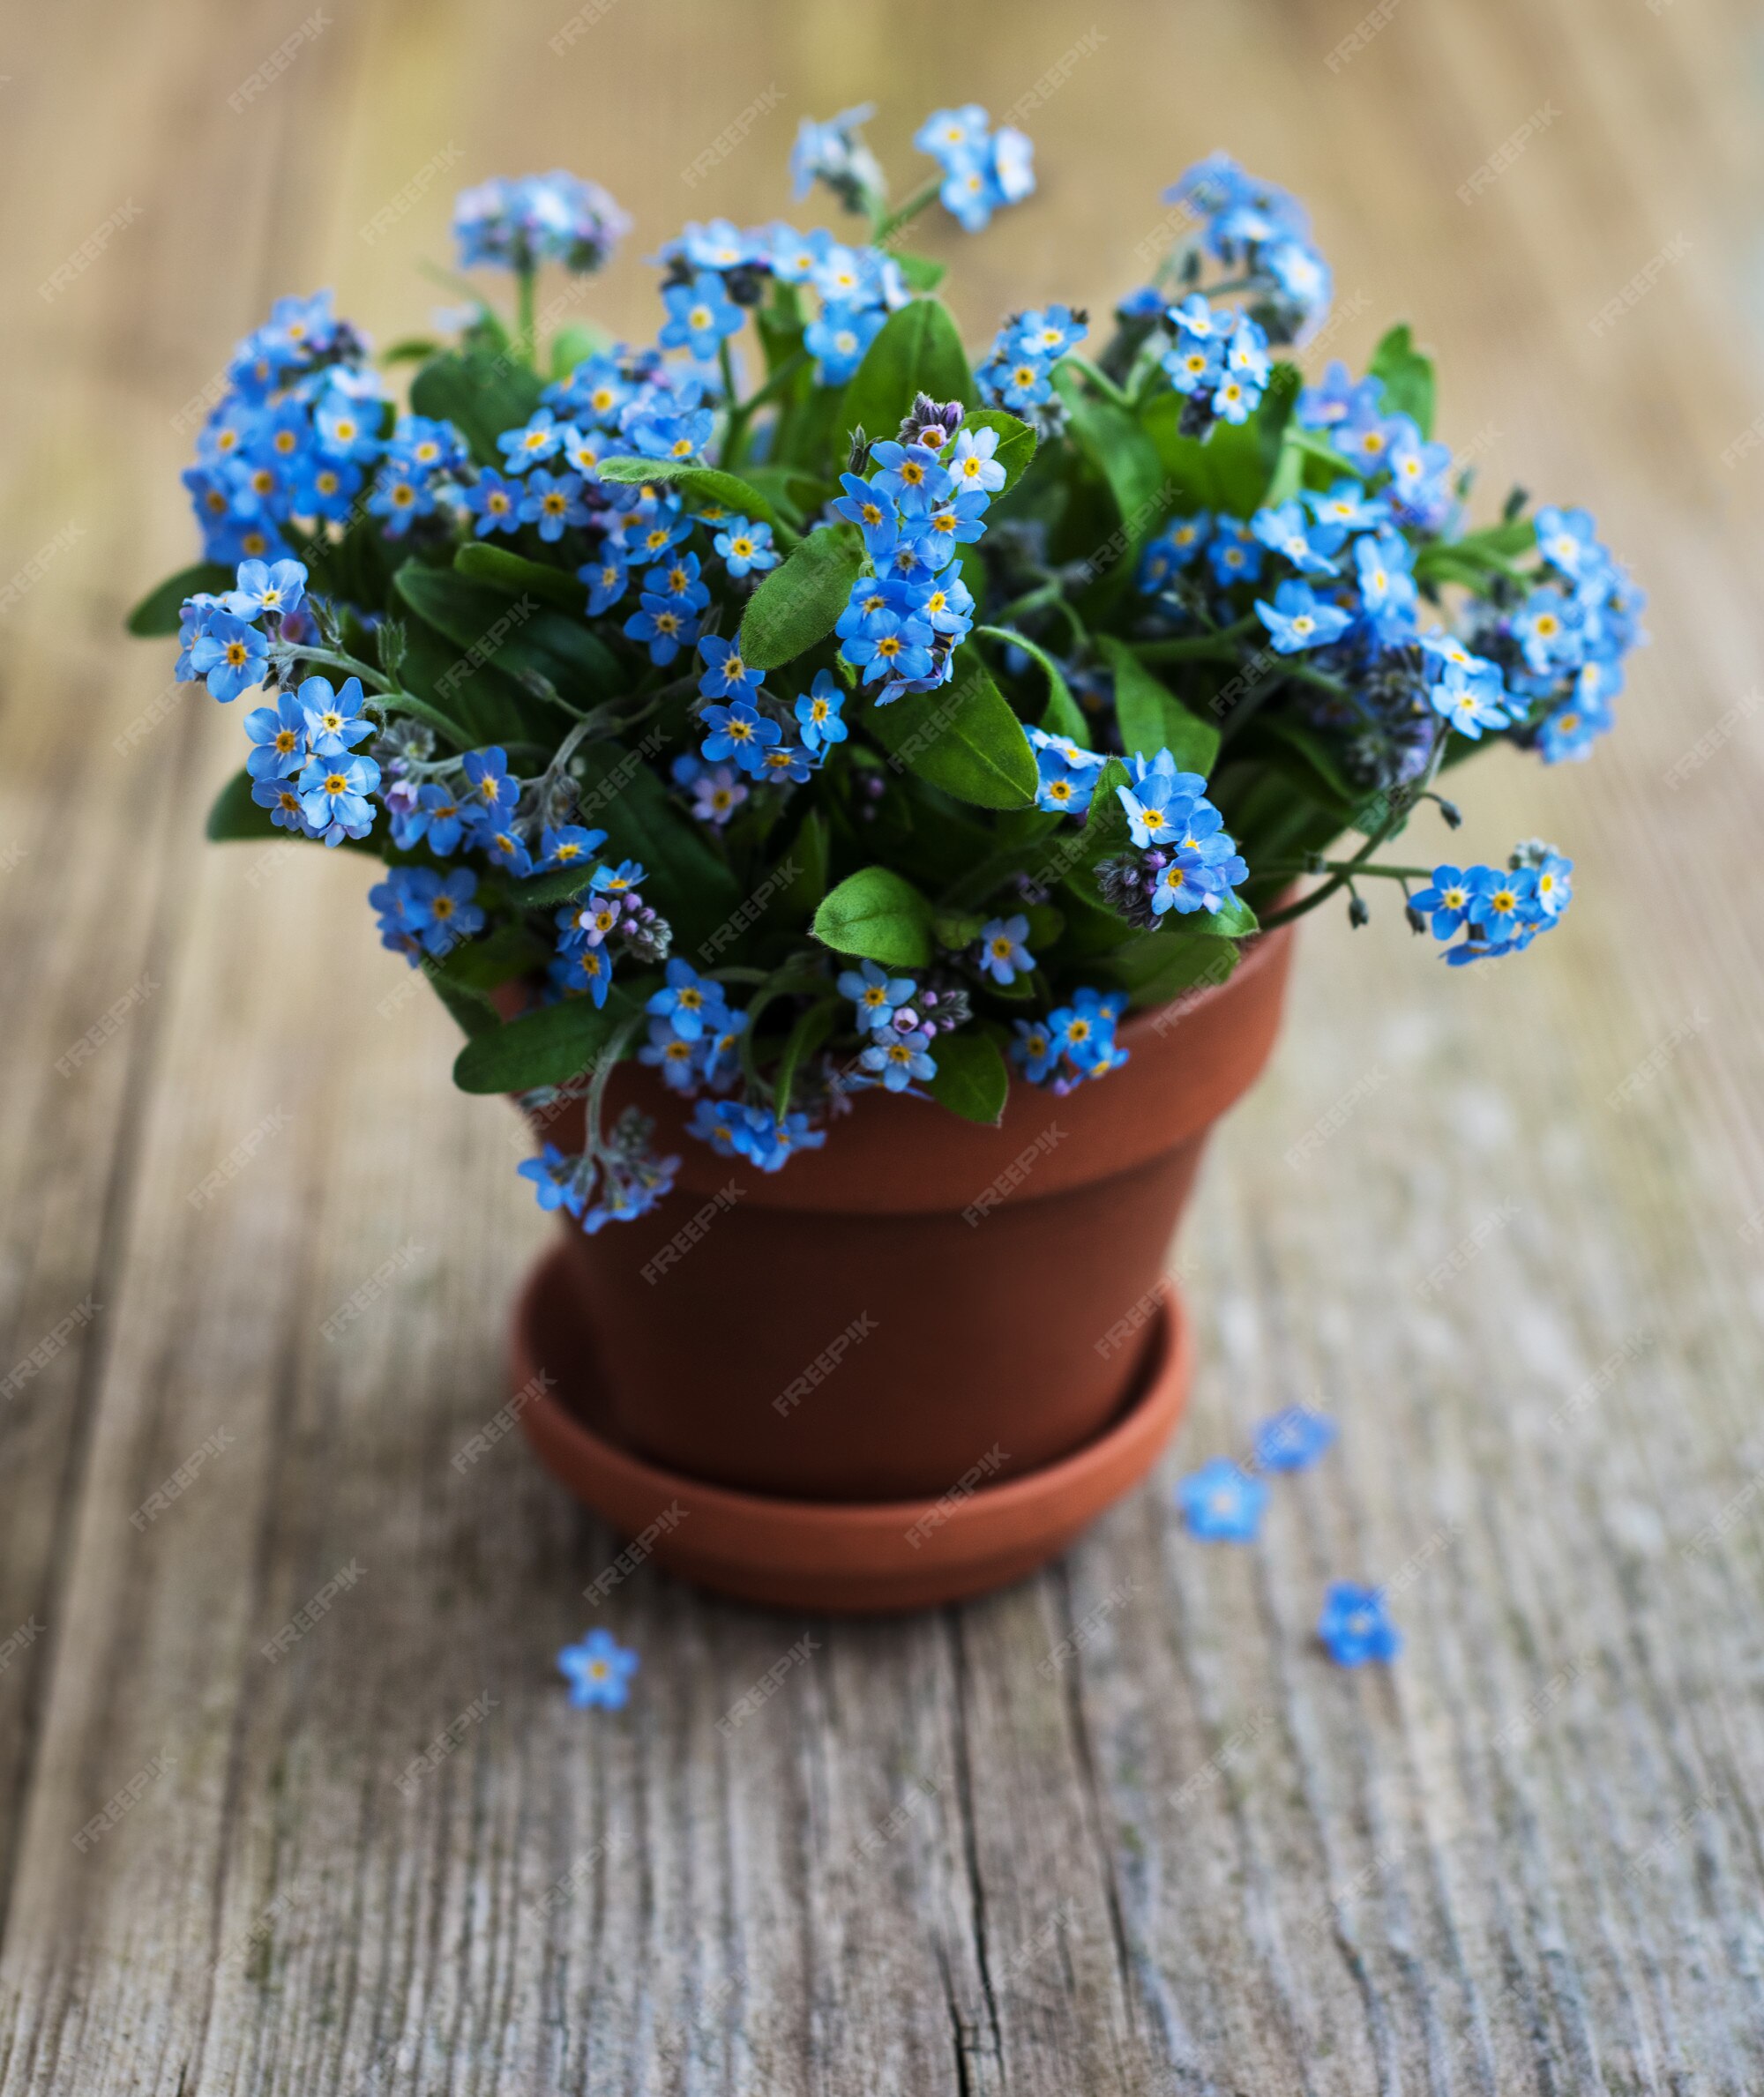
left=4, top=0, right=1763, bottom=2089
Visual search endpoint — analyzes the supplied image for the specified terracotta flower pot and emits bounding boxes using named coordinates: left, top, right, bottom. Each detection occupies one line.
left=507, top=922, right=1294, bottom=1609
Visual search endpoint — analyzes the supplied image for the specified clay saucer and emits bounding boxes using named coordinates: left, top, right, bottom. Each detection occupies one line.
left=510, top=1243, right=1192, bottom=1613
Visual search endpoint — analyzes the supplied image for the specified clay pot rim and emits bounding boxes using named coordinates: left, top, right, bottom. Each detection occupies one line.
left=622, top=914, right=1296, bottom=1213
left=1096, top=910, right=1288, bottom=1048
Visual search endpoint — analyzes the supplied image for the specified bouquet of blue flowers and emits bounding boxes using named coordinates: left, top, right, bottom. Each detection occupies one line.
left=131, top=110, right=1642, bottom=1237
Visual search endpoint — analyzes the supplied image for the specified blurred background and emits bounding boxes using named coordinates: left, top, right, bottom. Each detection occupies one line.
left=4, top=1, right=1764, bottom=2088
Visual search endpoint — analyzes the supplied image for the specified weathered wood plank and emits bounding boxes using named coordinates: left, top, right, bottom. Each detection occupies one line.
left=0, top=0, right=352, bottom=1940
left=3, top=0, right=1764, bottom=2090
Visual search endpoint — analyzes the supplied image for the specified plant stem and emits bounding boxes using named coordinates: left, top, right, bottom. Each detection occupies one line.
left=1054, top=353, right=1133, bottom=408
left=582, top=1011, right=643, bottom=1158
left=515, top=264, right=537, bottom=369
left=1257, top=815, right=1407, bottom=930
left=272, top=642, right=391, bottom=693
left=1278, top=659, right=1350, bottom=698
left=541, top=713, right=610, bottom=787
left=1132, top=614, right=1259, bottom=665
left=1258, top=858, right=1434, bottom=881
left=734, top=965, right=825, bottom=1093
left=714, top=339, right=748, bottom=471
left=742, top=347, right=810, bottom=414
left=1050, top=596, right=1090, bottom=650
left=871, top=175, right=942, bottom=245
left=1125, top=335, right=1170, bottom=407
left=416, top=259, right=499, bottom=314
left=993, top=581, right=1060, bottom=625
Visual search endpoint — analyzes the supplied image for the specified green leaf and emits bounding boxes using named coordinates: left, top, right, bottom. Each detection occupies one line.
left=960, top=408, right=1037, bottom=496
left=1255, top=362, right=1302, bottom=489
left=574, top=743, right=744, bottom=959
left=454, top=541, right=589, bottom=615
left=1413, top=547, right=1519, bottom=593
left=757, top=280, right=807, bottom=367
left=865, top=661, right=1038, bottom=810
left=1023, top=901, right=1065, bottom=948
left=294, top=513, right=399, bottom=614
left=126, top=563, right=234, bottom=638
left=1453, top=518, right=1536, bottom=557
left=839, top=298, right=975, bottom=450
left=594, top=455, right=798, bottom=541
left=456, top=304, right=510, bottom=354
left=549, top=321, right=609, bottom=378
left=408, top=347, right=544, bottom=466
left=977, top=624, right=1088, bottom=745
left=1413, top=523, right=1533, bottom=589
left=1106, top=928, right=1242, bottom=1009
left=1055, top=367, right=1168, bottom=537
left=811, top=866, right=936, bottom=968
left=1211, top=765, right=1347, bottom=877
left=738, top=525, right=865, bottom=670
left=204, top=767, right=376, bottom=853
left=1201, top=362, right=1302, bottom=516
left=773, top=997, right=839, bottom=1120
left=381, top=337, right=440, bottom=365
left=206, top=767, right=287, bottom=844
left=1055, top=874, right=1138, bottom=958
left=394, top=608, right=535, bottom=748
left=1280, top=425, right=1366, bottom=489
left=927, top=1029, right=1009, bottom=1126
left=1369, top=324, right=1435, bottom=438
left=1139, top=371, right=1307, bottom=519
left=1139, top=393, right=1222, bottom=513
left=1077, top=757, right=1132, bottom=867
left=776, top=808, right=829, bottom=921
left=1254, top=716, right=1356, bottom=807
left=737, top=463, right=814, bottom=529
left=393, top=563, right=619, bottom=710
left=892, top=251, right=947, bottom=293
left=932, top=908, right=988, bottom=950
left=506, top=862, right=600, bottom=910
left=772, top=379, right=843, bottom=474
left=864, top=777, right=998, bottom=892
left=1097, top=636, right=1219, bottom=775
left=430, top=920, right=549, bottom=994
left=421, top=964, right=500, bottom=1040
left=1191, top=892, right=1259, bottom=939
left=452, top=992, right=634, bottom=1095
